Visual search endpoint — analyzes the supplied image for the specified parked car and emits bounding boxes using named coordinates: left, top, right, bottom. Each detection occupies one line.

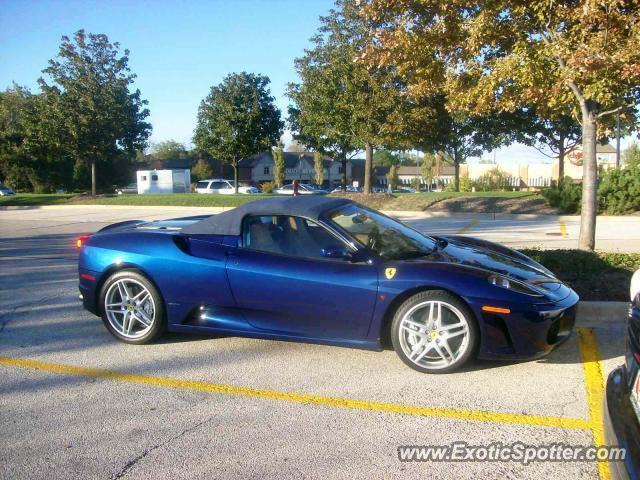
left=331, top=186, right=363, bottom=193
left=275, top=183, right=328, bottom=195
left=115, top=183, right=138, bottom=195
left=0, top=184, right=16, bottom=196
left=195, top=179, right=259, bottom=195
left=77, top=196, right=579, bottom=374
left=604, top=268, right=640, bottom=480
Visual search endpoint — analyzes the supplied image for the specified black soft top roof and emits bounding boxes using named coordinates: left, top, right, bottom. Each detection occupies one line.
left=181, top=196, right=353, bottom=236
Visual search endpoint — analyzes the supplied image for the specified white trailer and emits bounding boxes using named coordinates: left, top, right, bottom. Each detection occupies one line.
left=136, top=169, right=190, bottom=194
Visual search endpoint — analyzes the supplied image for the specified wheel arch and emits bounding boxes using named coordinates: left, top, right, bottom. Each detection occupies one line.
left=94, top=263, right=165, bottom=317
left=378, top=285, right=480, bottom=347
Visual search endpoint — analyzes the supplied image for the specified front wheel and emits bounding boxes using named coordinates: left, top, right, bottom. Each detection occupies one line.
left=99, top=270, right=165, bottom=344
left=391, top=290, right=478, bottom=373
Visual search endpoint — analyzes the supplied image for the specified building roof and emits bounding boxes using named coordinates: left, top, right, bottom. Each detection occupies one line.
left=596, top=143, right=617, bottom=154
left=182, top=196, right=353, bottom=236
left=239, top=152, right=337, bottom=169
left=350, top=159, right=389, bottom=177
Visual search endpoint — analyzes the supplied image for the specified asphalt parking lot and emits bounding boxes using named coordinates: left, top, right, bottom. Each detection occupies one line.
left=0, top=206, right=634, bottom=479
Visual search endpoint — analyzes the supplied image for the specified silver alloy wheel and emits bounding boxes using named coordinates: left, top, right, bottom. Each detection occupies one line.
left=398, top=300, right=470, bottom=370
left=104, top=278, right=156, bottom=339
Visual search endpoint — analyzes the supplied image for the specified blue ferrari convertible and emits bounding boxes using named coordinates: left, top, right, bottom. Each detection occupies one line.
left=78, top=196, right=578, bottom=373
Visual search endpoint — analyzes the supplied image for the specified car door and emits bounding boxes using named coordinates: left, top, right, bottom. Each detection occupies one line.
left=225, top=215, right=378, bottom=339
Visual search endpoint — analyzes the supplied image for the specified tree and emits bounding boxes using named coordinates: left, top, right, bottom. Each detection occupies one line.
left=395, top=92, right=514, bottom=190
left=288, top=0, right=406, bottom=194
left=194, top=72, right=283, bottom=193
left=0, top=85, right=74, bottom=192
left=39, top=30, right=151, bottom=195
left=313, top=151, right=324, bottom=186
left=373, top=149, right=399, bottom=167
left=514, top=110, right=581, bottom=180
left=273, top=141, right=285, bottom=187
left=623, top=143, right=640, bottom=168
left=386, top=164, right=399, bottom=190
left=365, top=1, right=640, bottom=250
left=437, top=108, right=514, bottom=191
left=190, top=158, right=213, bottom=183
left=0, top=85, right=36, bottom=190
left=420, top=153, right=435, bottom=187
left=150, top=140, right=189, bottom=160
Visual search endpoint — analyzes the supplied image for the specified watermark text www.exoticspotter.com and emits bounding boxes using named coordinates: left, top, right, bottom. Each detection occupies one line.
left=398, top=442, right=625, bottom=465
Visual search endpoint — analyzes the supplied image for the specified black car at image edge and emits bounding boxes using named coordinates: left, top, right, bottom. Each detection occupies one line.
left=605, top=269, right=640, bottom=480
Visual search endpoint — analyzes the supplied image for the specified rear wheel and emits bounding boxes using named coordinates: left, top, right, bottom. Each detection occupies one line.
left=99, top=270, right=165, bottom=344
left=391, top=290, right=478, bottom=373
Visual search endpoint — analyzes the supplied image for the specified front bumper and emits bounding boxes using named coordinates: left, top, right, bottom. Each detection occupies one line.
left=474, top=290, right=579, bottom=360
left=604, top=365, right=640, bottom=480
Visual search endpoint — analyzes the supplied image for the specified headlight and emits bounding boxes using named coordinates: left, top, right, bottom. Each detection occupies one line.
left=488, top=274, right=545, bottom=297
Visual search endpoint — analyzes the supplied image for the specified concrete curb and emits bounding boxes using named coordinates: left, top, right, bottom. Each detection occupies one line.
left=575, top=301, right=629, bottom=327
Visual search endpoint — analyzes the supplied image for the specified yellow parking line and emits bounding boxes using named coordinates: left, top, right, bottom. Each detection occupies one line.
left=457, top=218, right=479, bottom=234
left=559, top=220, right=568, bottom=237
left=577, top=328, right=611, bottom=480
left=0, top=355, right=591, bottom=430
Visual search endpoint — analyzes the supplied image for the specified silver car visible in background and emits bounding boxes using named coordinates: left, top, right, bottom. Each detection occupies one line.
left=115, top=183, right=137, bottom=195
left=275, top=184, right=328, bottom=195
left=0, top=184, right=16, bottom=196
left=195, top=179, right=259, bottom=195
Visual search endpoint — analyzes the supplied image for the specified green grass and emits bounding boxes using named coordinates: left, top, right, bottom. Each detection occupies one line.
left=0, top=191, right=534, bottom=209
left=72, top=193, right=273, bottom=207
left=0, top=193, right=77, bottom=206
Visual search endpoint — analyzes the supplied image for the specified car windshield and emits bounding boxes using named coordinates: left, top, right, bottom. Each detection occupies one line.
left=328, top=204, right=437, bottom=260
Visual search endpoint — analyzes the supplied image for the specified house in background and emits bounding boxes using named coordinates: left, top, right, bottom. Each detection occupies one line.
left=351, top=159, right=388, bottom=188
left=238, top=152, right=352, bottom=187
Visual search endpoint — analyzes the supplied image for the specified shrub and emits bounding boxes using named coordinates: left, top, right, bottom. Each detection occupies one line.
left=410, top=177, right=421, bottom=191
left=542, top=176, right=582, bottom=213
left=459, top=172, right=472, bottom=192
left=191, top=159, right=213, bottom=183
left=598, top=164, right=640, bottom=215
left=472, top=167, right=512, bottom=192
left=260, top=181, right=275, bottom=193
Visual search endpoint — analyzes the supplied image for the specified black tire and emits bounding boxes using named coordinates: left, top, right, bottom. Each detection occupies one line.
left=99, top=270, right=166, bottom=344
left=391, top=290, right=479, bottom=373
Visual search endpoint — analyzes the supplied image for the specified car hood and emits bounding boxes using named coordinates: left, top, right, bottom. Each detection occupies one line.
left=426, top=235, right=561, bottom=289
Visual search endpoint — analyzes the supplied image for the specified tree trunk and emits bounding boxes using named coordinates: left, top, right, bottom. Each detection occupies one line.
left=341, top=155, right=347, bottom=191
left=578, top=105, right=598, bottom=251
left=233, top=163, right=239, bottom=194
left=558, top=132, right=565, bottom=181
left=90, top=159, right=96, bottom=196
left=364, top=143, right=373, bottom=194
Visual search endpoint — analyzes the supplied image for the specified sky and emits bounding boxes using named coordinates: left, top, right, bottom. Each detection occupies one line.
left=0, top=0, right=635, bottom=163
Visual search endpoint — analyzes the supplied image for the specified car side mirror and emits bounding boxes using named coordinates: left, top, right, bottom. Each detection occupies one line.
left=321, top=245, right=352, bottom=260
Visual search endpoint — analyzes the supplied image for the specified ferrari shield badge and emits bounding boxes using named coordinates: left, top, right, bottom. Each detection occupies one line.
left=385, top=267, right=397, bottom=280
